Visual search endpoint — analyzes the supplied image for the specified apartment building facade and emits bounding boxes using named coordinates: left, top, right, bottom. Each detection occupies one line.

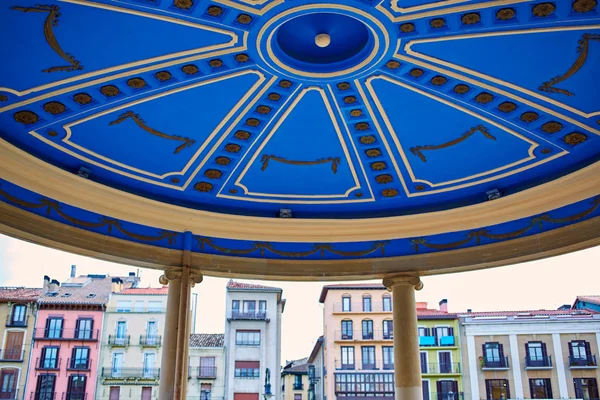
left=187, top=333, right=226, bottom=400
left=0, top=287, right=41, bottom=400
left=282, top=358, right=309, bottom=400
left=224, top=280, right=285, bottom=400
left=319, top=284, right=463, bottom=400
left=97, top=282, right=165, bottom=400
left=460, top=308, right=600, bottom=400
left=24, top=273, right=113, bottom=400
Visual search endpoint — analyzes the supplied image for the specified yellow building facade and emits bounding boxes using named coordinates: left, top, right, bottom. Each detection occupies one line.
left=319, top=284, right=463, bottom=400
left=282, top=358, right=310, bottom=400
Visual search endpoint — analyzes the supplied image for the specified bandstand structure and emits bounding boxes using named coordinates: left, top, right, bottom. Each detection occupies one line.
left=0, top=0, right=599, bottom=398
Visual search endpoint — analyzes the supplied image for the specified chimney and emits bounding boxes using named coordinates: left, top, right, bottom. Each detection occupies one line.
left=467, top=308, right=472, bottom=313
left=70, top=265, right=76, bottom=278
left=129, top=272, right=136, bottom=277
left=111, top=277, right=123, bottom=293
left=439, top=299, right=448, bottom=313
left=48, top=279, right=60, bottom=293
left=42, top=275, right=50, bottom=294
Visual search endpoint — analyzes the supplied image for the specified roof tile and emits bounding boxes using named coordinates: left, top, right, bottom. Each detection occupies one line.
left=189, top=333, right=224, bottom=347
left=227, top=280, right=282, bottom=292
left=0, top=287, right=42, bottom=302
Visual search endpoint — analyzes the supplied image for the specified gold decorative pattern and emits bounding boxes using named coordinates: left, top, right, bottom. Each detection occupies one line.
left=431, top=75, right=447, bottom=85
left=0, top=96, right=8, bottom=102
left=73, top=93, right=92, bottom=105
left=400, top=23, right=415, bottom=33
left=350, top=109, right=363, bottom=117
left=563, top=132, right=587, bottom=145
left=235, top=54, right=250, bottom=63
left=170, top=178, right=180, bottom=183
left=540, top=34, right=600, bottom=96
left=533, top=3, right=555, bottom=17
left=234, top=130, right=251, bottom=140
left=108, top=111, right=196, bottom=154
left=182, top=64, right=198, bottom=75
left=43, top=101, right=66, bottom=115
left=355, top=122, right=370, bottom=131
left=573, top=0, right=597, bottom=13
left=410, top=125, right=495, bottom=162
left=11, top=5, right=83, bottom=73
left=194, top=182, right=213, bottom=192
left=498, top=102, right=517, bottom=113
left=225, top=144, right=241, bottom=153
left=209, top=59, right=223, bottom=68
left=127, top=78, right=146, bottom=89
left=246, top=118, right=260, bottom=127
left=338, top=82, right=351, bottom=90
left=382, top=188, right=398, bottom=197
left=14, top=111, right=39, bottom=125
left=173, top=0, right=193, bottom=9
left=454, top=84, right=469, bottom=94
left=475, top=92, right=494, bottom=104
left=461, top=12, right=481, bottom=25
left=155, top=71, right=172, bottom=82
left=496, top=8, right=515, bottom=19
left=376, top=174, right=393, bottom=184
left=260, top=155, right=341, bottom=173
left=229, top=189, right=238, bottom=194
left=542, top=121, right=563, bottom=133
left=386, top=60, right=401, bottom=69
left=279, top=80, right=293, bottom=88
left=430, top=18, right=445, bottom=28
left=410, top=197, right=600, bottom=252
left=205, top=169, right=223, bottom=179
left=207, top=5, right=223, bottom=16
left=196, top=237, right=390, bottom=258
left=256, top=105, right=271, bottom=114
left=415, top=185, right=425, bottom=191
left=371, top=161, right=386, bottom=170
left=360, top=136, right=376, bottom=144
left=237, top=14, right=252, bottom=24
left=366, top=148, right=381, bottom=157
left=268, top=93, right=281, bottom=101
left=100, top=85, right=120, bottom=97
left=344, top=96, right=357, bottom=104
left=0, top=185, right=177, bottom=244
left=410, top=68, right=424, bottom=77
left=520, top=111, right=539, bottom=122
left=541, top=148, right=552, bottom=154
left=215, top=157, right=230, bottom=165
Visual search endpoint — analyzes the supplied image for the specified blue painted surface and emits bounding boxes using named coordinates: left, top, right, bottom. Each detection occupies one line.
left=0, top=0, right=599, bottom=259
left=420, top=336, right=436, bottom=346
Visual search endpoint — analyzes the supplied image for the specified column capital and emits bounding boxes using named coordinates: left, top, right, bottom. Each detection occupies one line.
left=382, top=275, right=423, bottom=291
left=159, top=266, right=203, bottom=286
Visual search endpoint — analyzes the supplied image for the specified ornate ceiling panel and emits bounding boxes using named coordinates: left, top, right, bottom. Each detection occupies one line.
left=0, top=0, right=599, bottom=277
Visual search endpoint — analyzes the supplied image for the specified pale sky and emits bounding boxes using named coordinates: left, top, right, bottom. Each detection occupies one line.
left=1, top=233, right=598, bottom=363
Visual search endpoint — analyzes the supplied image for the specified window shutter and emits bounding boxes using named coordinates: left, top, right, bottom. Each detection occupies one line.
left=568, top=342, right=574, bottom=358
left=546, top=379, right=553, bottom=399
left=498, top=343, right=505, bottom=358
left=448, top=327, right=454, bottom=336
left=436, top=381, right=442, bottom=393
left=426, top=328, right=431, bottom=336
left=235, top=361, right=259, bottom=369
left=585, top=341, right=591, bottom=357
left=525, top=342, right=530, bottom=355
left=505, top=380, right=511, bottom=399
left=452, top=381, right=458, bottom=393
left=541, top=342, right=548, bottom=357
left=482, top=344, right=486, bottom=357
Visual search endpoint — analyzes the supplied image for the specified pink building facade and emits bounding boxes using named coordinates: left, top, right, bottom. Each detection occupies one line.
left=24, top=274, right=114, bottom=400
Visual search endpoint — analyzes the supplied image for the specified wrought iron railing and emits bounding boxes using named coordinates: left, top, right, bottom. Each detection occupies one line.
left=569, top=354, right=597, bottom=367
left=34, top=329, right=98, bottom=341
left=101, top=367, right=160, bottom=379
left=140, top=335, right=161, bottom=346
left=5, top=315, right=28, bottom=328
left=525, top=355, right=552, bottom=368
left=107, top=335, right=130, bottom=346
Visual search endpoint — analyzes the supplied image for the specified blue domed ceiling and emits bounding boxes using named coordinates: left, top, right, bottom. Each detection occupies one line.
left=0, top=0, right=599, bottom=278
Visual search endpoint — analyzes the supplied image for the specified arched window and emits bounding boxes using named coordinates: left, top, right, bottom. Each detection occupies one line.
left=383, top=319, right=393, bottom=340
left=362, top=295, right=372, bottom=312
left=341, top=320, right=353, bottom=340
left=342, top=295, right=351, bottom=312
left=382, top=294, right=392, bottom=312
left=362, top=319, right=374, bottom=340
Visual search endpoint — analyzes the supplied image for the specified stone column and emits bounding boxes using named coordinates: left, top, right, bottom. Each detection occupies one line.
left=383, top=275, right=424, bottom=400
left=158, top=266, right=203, bottom=400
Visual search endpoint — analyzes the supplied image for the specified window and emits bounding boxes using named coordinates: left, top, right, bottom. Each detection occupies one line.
left=341, top=346, right=355, bottom=369
left=483, top=342, right=505, bottom=367
left=363, top=296, right=372, bottom=312
left=45, top=318, right=63, bottom=339
left=569, top=341, right=592, bottom=365
left=111, top=353, right=124, bottom=377
left=334, top=373, right=394, bottom=396
left=420, top=352, right=428, bottom=374
left=143, top=353, right=156, bottom=378
left=341, top=320, right=353, bottom=340
left=383, top=295, right=392, bottom=312
left=40, top=347, right=59, bottom=369
left=116, top=300, right=131, bottom=312
left=0, top=369, right=17, bottom=399
left=526, top=342, right=548, bottom=366
left=4, top=331, right=24, bottom=360
left=485, top=379, right=510, bottom=400
left=146, top=321, right=158, bottom=345
left=574, top=378, right=599, bottom=400
left=530, top=378, right=552, bottom=399
left=382, top=346, right=393, bottom=369
left=234, top=361, right=260, bottom=378
left=259, top=301, right=267, bottom=313
left=418, top=327, right=430, bottom=337
left=115, top=321, right=127, bottom=344
left=361, top=346, right=375, bottom=370
left=200, top=357, right=216, bottom=378
left=66, top=375, right=86, bottom=400
left=148, top=301, right=162, bottom=313
left=75, top=318, right=93, bottom=339
left=437, top=380, right=459, bottom=400
left=10, top=304, right=26, bottom=326
left=342, top=296, right=351, bottom=312
left=362, top=320, right=373, bottom=340
left=35, top=374, right=56, bottom=400
left=236, top=330, right=260, bottom=346
left=243, top=301, right=256, bottom=313
left=439, top=351, right=452, bottom=373
left=294, top=375, right=303, bottom=390
left=294, top=395, right=302, bottom=400
left=422, top=381, right=430, bottom=400
left=71, top=347, right=89, bottom=370
left=436, top=326, right=455, bottom=345
left=382, top=320, right=393, bottom=339
left=200, top=384, right=212, bottom=400
left=232, top=300, right=240, bottom=313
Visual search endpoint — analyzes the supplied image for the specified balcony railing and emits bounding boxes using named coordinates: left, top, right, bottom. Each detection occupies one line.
left=481, top=356, right=510, bottom=370
left=421, top=362, right=461, bottom=374
left=229, top=311, right=267, bottom=321
left=63, top=392, right=87, bottom=400
left=293, top=383, right=304, bottom=390
left=333, top=302, right=392, bottom=313
left=107, top=335, right=130, bottom=347
left=35, top=357, right=61, bottom=371
left=335, top=330, right=393, bottom=341
left=5, top=315, right=28, bottom=328
left=419, top=336, right=456, bottom=347
left=34, top=329, right=99, bottom=341
left=101, top=367, right=160, bottom=379
left=140, top=335, right=161, bottom=347
left=29, top=391, right=55, bottom=400
left=525, top=355, right=552, bottom=369
left=188, top=366, right=217, bottom=379
left=424, top=392, right=465, bottom=400
left=0, top=388, right=18, bottom=399
left=0, top=349, right=24, bottom=362
left=67, top=358, right=91, bottom=371
left=569, top=355, right=597, bottom=368
left=106, top=307, right=166, bottom=313
left=334, top=359, right=394, bottom=371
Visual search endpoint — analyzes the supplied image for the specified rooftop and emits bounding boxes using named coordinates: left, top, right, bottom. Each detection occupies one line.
left=39, top=275, right=116, bottom=306
left=574, top=295, right=600, bottom=306
left=189, top=333, right=224, bottom=348
left=227, top=280, right=283, bottom=292
left=282, top=358, right=310, bottom=375
left=0, top=287, right=42, bottom=302
left=319, top=283, right=386, bottom=302
left=461, top=308, right=600, bottom=320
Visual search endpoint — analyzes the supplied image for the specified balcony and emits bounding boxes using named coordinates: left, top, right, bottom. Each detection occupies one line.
left=334, top=359, right=394, bottom=371
left=35, top=357, right=61, bottom=371
left=67, top=358, right=91, bottom=371
left=140, top=335, right=161, bottom=347
left=333, top=302, right=391, bottom=313
left=419, top=336, right=456, bottom=347
left=481, top=356, right=510, bottom=370
left=29, top=392, right=55, bottom=400
left=335, top=330, right=393, bottom=341
left=5, top=315, right=28, bottom=328
left=107, top=334, right=130, bottom=347
left=421, top=362, right=461, bottom=375
left=425, top=392, right=465, bottom=400
left=62, top=392, right=87, bottom=400
left=525, top=355, right=552, bottom=369
left=101, top=367, right=160, bottom=380
left=188, top=366, right=217, bottom=379
left=33, top=328, right=99, bottom=341
left=228, top=311, right=268, bottom=321
left=106, top=307, right=166, bottom=313
left=0, top=349, right=24, bottom=362
left=569, top=355, right=597, bottom=369
left=293, top=383, right=304, bottom=390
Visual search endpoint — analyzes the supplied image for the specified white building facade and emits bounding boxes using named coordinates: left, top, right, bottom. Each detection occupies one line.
left=188, top=333, right=226, bottom=400
left=224, top=280, right=285, bottom=400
